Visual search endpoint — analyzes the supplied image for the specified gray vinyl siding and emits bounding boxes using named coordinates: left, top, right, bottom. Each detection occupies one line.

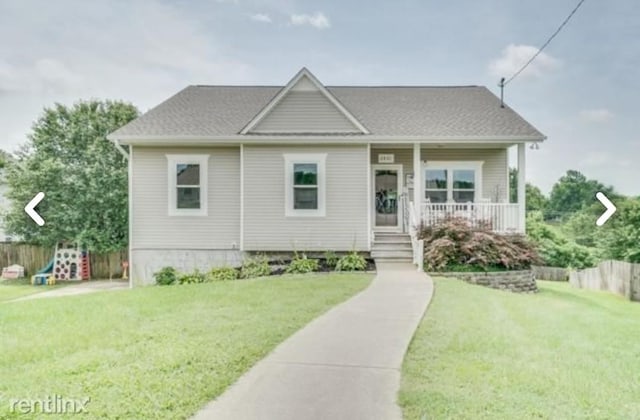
left=371, top=148, right=415, bottom=177
left=252, top=91, right=360, bottom=133
left=131, top=146, right=240, bottom=250
left=243, top=145, right=368, bottom=251
left=370, top=147, right=508, bottom=202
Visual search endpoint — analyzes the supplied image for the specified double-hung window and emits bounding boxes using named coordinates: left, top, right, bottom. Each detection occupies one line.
left=166, top=154, right=209, bottom=216
left=284, top=154, right=327, bottom=217
left=424, top=161, right=482, bottom=203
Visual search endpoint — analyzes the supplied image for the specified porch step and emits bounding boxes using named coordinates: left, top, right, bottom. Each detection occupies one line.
left=372, top=232, right=413, bottom=262
left=371, top=249, right=414, bottom=259
left=372, top=256, right=413, bottom=263
left=373, top=232, right=411, bottom=243
left=371, top=243, right=412, bottom=251
left=373, top=237, right=411, bottom=245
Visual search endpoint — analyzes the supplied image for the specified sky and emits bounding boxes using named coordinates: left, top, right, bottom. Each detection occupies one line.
left=0, top=0, right=638, bottom=195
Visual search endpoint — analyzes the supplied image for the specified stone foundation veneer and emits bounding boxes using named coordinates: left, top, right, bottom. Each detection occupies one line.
left=430, top=270, right=538, bottom=293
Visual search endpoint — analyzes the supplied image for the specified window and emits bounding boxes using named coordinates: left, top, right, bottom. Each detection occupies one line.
left=284, top=154, right=326, bottom=217
left=293, top=163, right=318, bottom=209
left=424, top=161, right=482, bottom=203
left=166, top=154, right=209, bottom=216
left=452, top=169, right=475, bottom=203
left=425, top=169, right=448, bottom=203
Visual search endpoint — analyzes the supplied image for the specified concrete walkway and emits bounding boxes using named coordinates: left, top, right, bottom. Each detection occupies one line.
left=11, top=280, right=128, bottom=302
left=193, top=262, right=433, bottom=420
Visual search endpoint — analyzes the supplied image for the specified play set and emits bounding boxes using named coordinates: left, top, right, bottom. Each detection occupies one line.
left=31, top=242, right=91, bottom=285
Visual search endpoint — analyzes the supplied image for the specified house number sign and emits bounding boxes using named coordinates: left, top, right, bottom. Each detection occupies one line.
left=378, top=154, right=394, bottom=163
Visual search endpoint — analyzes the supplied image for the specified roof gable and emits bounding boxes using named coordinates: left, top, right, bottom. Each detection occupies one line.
left=240, top=68, right=369, bottom=134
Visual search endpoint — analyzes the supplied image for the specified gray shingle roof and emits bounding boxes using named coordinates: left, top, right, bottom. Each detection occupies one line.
left=109, top=85, right=544, bottom=139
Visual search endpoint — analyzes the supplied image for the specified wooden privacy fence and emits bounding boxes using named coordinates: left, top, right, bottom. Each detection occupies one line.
left=0, top=243, right=128, bottom=279
left=569, top=260, right=640, bottom=302
left=532, top=265, right=569, bottom=282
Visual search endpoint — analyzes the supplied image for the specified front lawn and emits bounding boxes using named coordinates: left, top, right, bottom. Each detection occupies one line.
left=0, top=279, right=65, bottom=302
left=0, top=273, right=372, bottom=419
left=400, top=279, right=640, bottom=419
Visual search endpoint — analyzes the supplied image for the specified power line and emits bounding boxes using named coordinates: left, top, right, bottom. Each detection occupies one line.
left=503, top=0, right=587, bottom=86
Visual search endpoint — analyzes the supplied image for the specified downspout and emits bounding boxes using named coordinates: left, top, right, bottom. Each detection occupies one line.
left=113, top=138, right=130, bottom=159
left=111, top=138, right=132, bottom=288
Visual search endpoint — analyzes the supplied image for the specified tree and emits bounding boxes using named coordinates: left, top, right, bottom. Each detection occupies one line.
left=526, top=184, right=547, bottom=213
left=526, top=212, right=595, bottom=269
left=0, top=150, right=13, bottom=170
left=597, top=198, right=640, bottom=262
left=509, top=167, right=548, bottom=212
left=4, top=100, right=138, bottom=253
left=509, top=167, right=517, bottom=203
left=545, top=170, right=616, bottom=220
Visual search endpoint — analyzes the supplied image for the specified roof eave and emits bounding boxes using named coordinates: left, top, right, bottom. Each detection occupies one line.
left=110, top=134, right=546, bottom=146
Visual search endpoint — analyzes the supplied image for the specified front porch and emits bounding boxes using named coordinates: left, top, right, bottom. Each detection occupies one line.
left=370, top=142, right=528, bottom=236
left=419, top=202, right=520, bottom=233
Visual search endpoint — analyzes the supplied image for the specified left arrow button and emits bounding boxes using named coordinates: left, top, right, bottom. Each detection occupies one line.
left=25, top=192, right=45, bottom=226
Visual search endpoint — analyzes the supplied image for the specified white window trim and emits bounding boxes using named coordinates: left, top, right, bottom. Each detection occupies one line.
left=284, top=153, right=327, bottom=217
left=423, top=161, right=483, bottom=203
left=166, top=154, right=210, bottom=216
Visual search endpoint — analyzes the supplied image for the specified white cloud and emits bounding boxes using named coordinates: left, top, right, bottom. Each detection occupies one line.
left=250, top=13, right=272, bottom=23
left=290, top=12, right=330, bottom=29
left=488, top=44, right=560, bottom=80
left=0, top=0, right=256, bottom=149
left=580, top=108, right=614, bottom=123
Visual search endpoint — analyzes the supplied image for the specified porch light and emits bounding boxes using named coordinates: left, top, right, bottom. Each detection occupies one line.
left=530, top=142, right=540, bottom=150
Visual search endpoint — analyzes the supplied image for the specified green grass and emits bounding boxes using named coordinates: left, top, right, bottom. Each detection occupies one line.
left=0, top=279, right=65, bottom=302
left=400, top=278, right=640, bottom=419
left=0, top=273, right=372, bottom=419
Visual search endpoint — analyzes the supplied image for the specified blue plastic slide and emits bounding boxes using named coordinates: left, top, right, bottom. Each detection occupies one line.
left=37, top=258, right=55, bottom=275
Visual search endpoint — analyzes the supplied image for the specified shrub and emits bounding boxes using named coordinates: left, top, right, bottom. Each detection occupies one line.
left=323, top=251, right=339, bottom=270
left=527, top=212, right=595, bottom=269
left=154, top=266, right=178, bottom=285
left=336, top=251, right=367, bottom=271
left=444, top=263, right=509, bottom=273
left=178, top=270, right=207, bottom=284
left=207, top=266, right=238, bottom=282
left=286, top=253, right=319, bottom=274
left=419, top=217, right=541, bottom=272
left=240, top=255, right=271, bottom=279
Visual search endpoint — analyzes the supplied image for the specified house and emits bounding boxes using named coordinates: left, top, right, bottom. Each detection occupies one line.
left=108, top=68, right=545, bottom=285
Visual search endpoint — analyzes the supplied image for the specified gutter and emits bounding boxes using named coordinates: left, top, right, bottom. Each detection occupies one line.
left=112, top=138, right=129, bottom=159
left=107, top=134, right=547, bottom=146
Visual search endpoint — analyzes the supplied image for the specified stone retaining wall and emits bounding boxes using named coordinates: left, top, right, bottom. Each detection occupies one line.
left=431, top=270, right=537, bottom=293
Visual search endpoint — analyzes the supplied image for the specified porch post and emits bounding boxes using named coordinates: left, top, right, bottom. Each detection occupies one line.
left=413, top=142, right=422, bottom=217
left=517, top=143, right=526, bottom=233
left=366, top=143, right=372, bottom=250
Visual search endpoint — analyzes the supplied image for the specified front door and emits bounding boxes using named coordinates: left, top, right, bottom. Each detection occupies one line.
left=372, top=165, right=403, bottom=230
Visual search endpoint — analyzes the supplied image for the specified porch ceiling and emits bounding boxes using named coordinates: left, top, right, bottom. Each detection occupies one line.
left=371, top=142, right=519, bottom=149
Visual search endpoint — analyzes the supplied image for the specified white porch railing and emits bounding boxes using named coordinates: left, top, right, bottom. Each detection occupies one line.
left=420, top=202, right=522, bottom=234
left=408, top=203, right=424, bottom=271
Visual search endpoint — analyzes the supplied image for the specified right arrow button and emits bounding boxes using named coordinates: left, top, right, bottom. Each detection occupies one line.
left=595, top=192, right=616, bottom=226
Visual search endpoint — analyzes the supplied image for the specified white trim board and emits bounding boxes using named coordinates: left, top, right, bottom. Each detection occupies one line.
left=239, top=145, right=244, bottom=251
left=366, top=143, right=372, bottom=250
left=128, top=146, right=134, bottom=288
left=111, top=136, right=545, bottom=146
